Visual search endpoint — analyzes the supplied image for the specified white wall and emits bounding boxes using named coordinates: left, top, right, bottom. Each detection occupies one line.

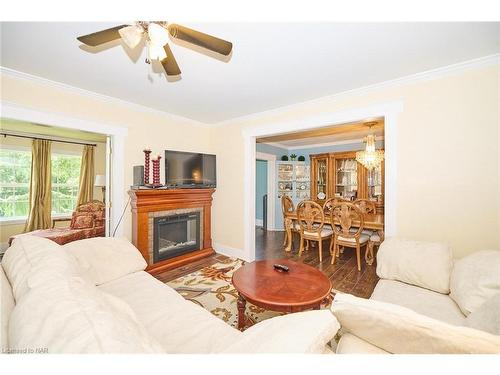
left=211, top=63, right=500, bottom=259
left=0, top=73, right=213, bottom=242
left=2, top=60, right=499, bottom=259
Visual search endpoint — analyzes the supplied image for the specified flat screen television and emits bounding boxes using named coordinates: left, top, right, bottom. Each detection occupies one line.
left=164, top=150, right=216, bottom=188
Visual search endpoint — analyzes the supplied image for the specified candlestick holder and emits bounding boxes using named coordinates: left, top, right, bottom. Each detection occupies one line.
left=143, top=149, right=152, bottom=185
left=152, top=155, right=162, bottom=187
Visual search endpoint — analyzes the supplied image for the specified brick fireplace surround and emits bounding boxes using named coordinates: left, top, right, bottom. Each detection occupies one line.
left=129, top=188, right=215, bottom=274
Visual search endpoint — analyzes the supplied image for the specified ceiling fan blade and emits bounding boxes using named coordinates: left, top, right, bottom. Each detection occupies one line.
left=168, top=24, right=232, bottom=56
left=77, top=25, right=128, bottom=46
left=161, top=44, right=181, bottom=76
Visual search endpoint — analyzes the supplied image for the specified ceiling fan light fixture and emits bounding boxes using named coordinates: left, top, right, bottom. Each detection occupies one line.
left=148, top=41, right=167, bottom=61
left=118, top=25, right=144, bottom=49
left=147, top=23, right=169, bottom=45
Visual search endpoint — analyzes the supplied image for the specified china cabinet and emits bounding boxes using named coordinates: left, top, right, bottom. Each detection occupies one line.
left=277, top=161, right=310, bottom=204
left=310, top=151, right=384, bottom=213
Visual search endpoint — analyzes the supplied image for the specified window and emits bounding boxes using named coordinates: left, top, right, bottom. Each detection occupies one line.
left=0, top=147, right=82, bottom=219
left=51, top=153, right=81, bottom=216
left=0, top=148, right=32, bottom=219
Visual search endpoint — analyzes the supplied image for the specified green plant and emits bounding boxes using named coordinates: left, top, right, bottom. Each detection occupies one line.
left=298, top=155, right=305, bottom=161
left=281, top=155, right=289, bottom=161
left=290, top=154, right=297, bottom=160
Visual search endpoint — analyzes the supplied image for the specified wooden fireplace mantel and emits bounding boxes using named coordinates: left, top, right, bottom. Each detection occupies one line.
left=129, top=188, right=215, bottom=274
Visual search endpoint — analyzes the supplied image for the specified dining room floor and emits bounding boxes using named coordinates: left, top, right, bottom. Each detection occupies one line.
left=255, top=226, right=379, bottom=298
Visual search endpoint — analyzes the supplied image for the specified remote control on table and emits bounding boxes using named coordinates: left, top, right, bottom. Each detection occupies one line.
left=273, top=264, right=289, bottom=272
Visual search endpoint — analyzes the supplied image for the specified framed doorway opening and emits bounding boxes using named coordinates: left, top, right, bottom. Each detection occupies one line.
left=242, top=100, right=403, bottom=261
left=1, top=101, right=128, bottom=237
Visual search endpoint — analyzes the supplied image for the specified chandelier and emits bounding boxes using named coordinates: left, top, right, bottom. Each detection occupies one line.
left=355, top=123, right=384, bottom=170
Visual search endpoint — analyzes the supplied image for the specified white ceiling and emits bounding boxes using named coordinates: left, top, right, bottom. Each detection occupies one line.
left=1, top=22, right=499, bottom=124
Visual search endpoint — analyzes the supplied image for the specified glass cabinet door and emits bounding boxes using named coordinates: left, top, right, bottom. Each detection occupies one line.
left=315, top=158, right=328, bottom=199
left=295, top=164, right=310, bottom=199
left=277, top=163, right=293, bottom=198
left=335, top=158, right=358, bottom=200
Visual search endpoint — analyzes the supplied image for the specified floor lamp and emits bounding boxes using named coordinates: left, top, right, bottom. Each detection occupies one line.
left=94, top=174, right=106, bottom=204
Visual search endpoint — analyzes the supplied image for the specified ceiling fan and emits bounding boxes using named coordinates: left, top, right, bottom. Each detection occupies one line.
left=77, top=22, right=233, bottom=77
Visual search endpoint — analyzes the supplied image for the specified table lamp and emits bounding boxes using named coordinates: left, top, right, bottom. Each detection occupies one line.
left=94, top=174, right=106, bottom=203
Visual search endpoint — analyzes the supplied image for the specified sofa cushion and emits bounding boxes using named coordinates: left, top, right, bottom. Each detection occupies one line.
left=376, top=237, right=453, bottom=294
left=8, top=276, right=163, bottom=353
left=64, top=237, right=147, bottom=285
left=450, top=250, right=500, bottom=316
left=336, top=333, right=389, bottom=354
left=465, top=294, right=500, bottom=335
left=1, top=265, right=15, bottom=351
left=1, top=236, right=84, bottom=301
left=371, top=279, right=465, bottom=326
left=222, top=310, right=339, bottom=353
left=98, top=270, right=241, bottom=353
left=331, top=293, right=500, bottom=354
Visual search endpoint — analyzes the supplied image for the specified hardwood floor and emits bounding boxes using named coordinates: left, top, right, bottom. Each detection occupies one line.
left=155, top=227, right=379, bottom=299
left=255, top=227, right=379, bottom=298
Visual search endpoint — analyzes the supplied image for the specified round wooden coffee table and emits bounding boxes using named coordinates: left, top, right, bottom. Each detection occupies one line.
left=232, top=259, right=332, bottom=330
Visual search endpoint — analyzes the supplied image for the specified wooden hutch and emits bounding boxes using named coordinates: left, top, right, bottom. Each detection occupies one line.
left=310, top=151, right=384, bottom=213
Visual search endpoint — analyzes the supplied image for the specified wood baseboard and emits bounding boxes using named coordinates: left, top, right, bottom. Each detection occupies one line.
left=146, top=247, right=215, bottom=275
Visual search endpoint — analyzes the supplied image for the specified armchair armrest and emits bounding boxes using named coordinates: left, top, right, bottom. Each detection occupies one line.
left=222, top=310, right=339, bottom=353
left=52, top=217, right=72, bottom=228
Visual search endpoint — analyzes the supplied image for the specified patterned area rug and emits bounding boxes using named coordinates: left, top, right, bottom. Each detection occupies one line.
left=166, top=257, right=283, bottom=329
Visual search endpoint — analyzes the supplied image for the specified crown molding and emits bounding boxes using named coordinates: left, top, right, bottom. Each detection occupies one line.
left=265, top=136, right=384, bottom=151
left=215, top=53, right=500, bottom=127
left=0, top=66, right=209, bottom=128
left=2, top=53, right=499, bottom=128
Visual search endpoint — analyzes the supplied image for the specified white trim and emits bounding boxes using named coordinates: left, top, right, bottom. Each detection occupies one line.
left=0, top=101, right=128, bottom=238
left=264, top=136, right=385, bottom=151
left=242, top=100, right=403, bottom=261
left=2, top=54, right=498, bottom=127
left=243, top=134, right=256, bottom=262
left=0, top=213, right=72, bottom=226
left=0, top=217, right=26, bottom=225
left=1, top=67, right=208, bottom=128
left=213, top=242, right=246, bottom=261
left=219, top=53, right=500, bottom=127
left=256, top=151, right=276, bottom=230
left=255, top=219, right=263, bottom=227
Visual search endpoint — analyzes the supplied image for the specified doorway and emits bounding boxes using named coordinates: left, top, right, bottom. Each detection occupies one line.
left=0, top=102, right=128, bottom=242
left=242, top=100, right=403, bottom=261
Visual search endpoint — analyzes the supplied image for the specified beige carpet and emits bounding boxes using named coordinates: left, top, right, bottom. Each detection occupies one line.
left=166, top=257, right=283, bottom=329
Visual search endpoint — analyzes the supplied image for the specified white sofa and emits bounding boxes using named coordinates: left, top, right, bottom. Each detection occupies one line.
left=0, top=236, right=339, bottom=354
left=331, top=238, right=500, bottom=354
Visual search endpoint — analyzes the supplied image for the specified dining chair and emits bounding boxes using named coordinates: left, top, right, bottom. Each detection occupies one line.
left=296, top=200, right=333, bottom=262
left=366, top=231, right=384, bottom=266
left=353, top=199, right=376, bottom=214
left=329, top=202, right=370, bottom=271
left=281, top=195, right=299, bottom=250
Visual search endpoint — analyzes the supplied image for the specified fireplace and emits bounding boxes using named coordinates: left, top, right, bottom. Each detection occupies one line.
left=153, top=212, right=201, bottom=263
left=130, top=188, right=214, bottom=274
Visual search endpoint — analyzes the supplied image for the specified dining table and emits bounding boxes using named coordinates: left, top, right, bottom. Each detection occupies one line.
left=283, top=209, right=384, bottom=265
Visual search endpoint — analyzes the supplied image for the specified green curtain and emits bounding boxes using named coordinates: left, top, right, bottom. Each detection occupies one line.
left=24, top=139, right=52, bottom=232
left=76, top=145, right=95, bottom=206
